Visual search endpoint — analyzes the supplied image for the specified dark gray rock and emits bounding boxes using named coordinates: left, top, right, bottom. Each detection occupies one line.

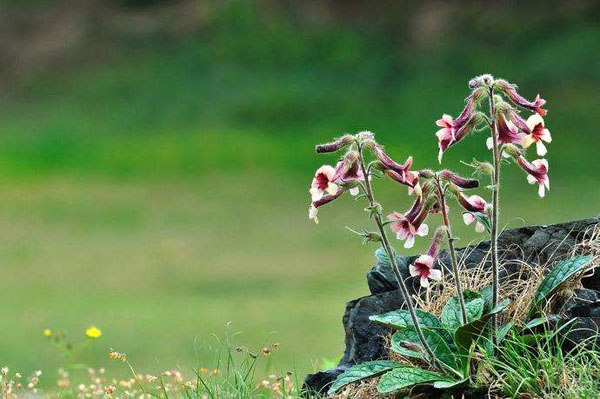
left=304, top=216, right=600, bottom=396
left=303, top=366, right=347, bottom=396
left=368, top=216, right=600, bottom=295
left=563, top=317, right=600, bottom=351
left=561, top=288, right=600, bottom=318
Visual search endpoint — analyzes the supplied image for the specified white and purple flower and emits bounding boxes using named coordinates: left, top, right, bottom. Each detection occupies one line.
left=409, top=230, right=442, bottom=288
left=517, top=155, right=550, bottom=198
left=387, top=197, right=429, bottom=248
left=456, top=193, right=489, bottom=233
left=436, top=93, right=479, bottom=163
left=523, top=114, right=552, bottom=156
left=309, top=165, right=339, bottom=202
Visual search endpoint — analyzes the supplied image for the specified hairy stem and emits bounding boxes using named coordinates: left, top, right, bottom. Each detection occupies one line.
left=356, top=143, right=441, bottom=371
left=488, top=86, right=500, bottom=341
left=434, top=176, right=468, bottom=324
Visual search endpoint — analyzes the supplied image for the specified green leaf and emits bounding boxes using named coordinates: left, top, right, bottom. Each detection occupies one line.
left=441, top=291, right=484, bottom=331
left=481, top=285, right=493, bottom=312
left=455, top=299, right=510, bottom=352
left=391, top=327, right=460, bottom=371
left=377, top=367, right=453, bottom=394
left=370, top=309, right=441, bottom=330
left=523, top=315, right=560, bottom=330
left=433, top=378, right=468, bottom=389
left=532, top=255, right=594, bottom=311
left=497, top=322, right=514, bottom=344
left=327, top=361, right=404, bottom=395
left=485, top=322, right=514, bottom=355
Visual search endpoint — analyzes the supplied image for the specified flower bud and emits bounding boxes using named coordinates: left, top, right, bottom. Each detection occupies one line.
left=475, top=161, right=494, bottom=176
left=419, top=169, right=435, bottom=179
left=440, top=170, right=479, bottom=189
left=331, top=151, right=359, bottom=182
left=468, top=74, right=494, bottom=89
left=370, top=161, right=386, bottom=171
left=502, top=143, right=522, bottom=158
left=315, top=134, right=354, bottom=153
left=356, top=131, right=375, bottom=143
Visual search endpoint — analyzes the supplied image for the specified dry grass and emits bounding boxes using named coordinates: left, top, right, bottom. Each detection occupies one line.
left=336, top=379, right=395, bottom=399
left=414, top=243, right=544, bottom=327
left=415, top=223, right=600, bottom=326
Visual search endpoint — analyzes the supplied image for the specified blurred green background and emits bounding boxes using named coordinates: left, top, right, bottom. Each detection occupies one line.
left=1, top=0, right=599, bottom=383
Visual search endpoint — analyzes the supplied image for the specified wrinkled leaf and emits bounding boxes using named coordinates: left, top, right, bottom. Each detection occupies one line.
left=441, top=291, right=484, bottom=331
left=455, top=299, right=510, bottom=352
left=377, top=367, right=453, bottom=394
left=532, top=256, right=594, bottom=311
left=370, top=309, right=441, bottom=330
left=481, top=285, right=493, bottom=312
left=391, top=327, right=460, bottom=371
left=327, top=361, right=403, bottom=395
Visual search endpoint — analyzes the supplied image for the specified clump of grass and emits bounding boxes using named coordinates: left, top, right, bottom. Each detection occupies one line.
left=3, top=329, right=316, bottom=399
left=486, top=324, right=600, bottom=399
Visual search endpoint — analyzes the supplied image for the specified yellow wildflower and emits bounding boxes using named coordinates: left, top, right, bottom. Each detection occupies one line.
left=85, top=326, right=102, bottom=339
left=43, top=329, right=52, bottom=338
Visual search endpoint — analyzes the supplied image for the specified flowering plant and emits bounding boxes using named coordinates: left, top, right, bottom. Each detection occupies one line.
left=309, top=75, right=596, bottom=396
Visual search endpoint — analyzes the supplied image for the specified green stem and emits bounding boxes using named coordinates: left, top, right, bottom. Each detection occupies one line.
left=356, top=143, right=442, bottom=371
left=434, top=176, right=468, bottom=324
left=488, top=87, right=500, bottom=342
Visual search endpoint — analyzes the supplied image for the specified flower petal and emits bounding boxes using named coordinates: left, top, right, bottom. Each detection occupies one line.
left=536, top=141, right=547, bottom=156
left=416, top=223, right=429, bottom=237
left=409, top=264, right=418, bottom=277
left=429, top=269, right=442, bottom=281
left=404, top=235, right=415, bottom=249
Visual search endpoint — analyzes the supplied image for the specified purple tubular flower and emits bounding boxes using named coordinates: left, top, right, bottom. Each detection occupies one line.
left=315, top=135, right=354, bottom=153
left=486, top=113, right=526, bottom=151
left=457, top=192, right=488, bottom=213
left=385, top=169, right=421, bottom=195
left=440, top=170, right=479, bottom=189
left=331, top=152, right=359, bottom=182
left=374, top=145, right=413, bottom=175
left=332, top=157, right=364, bottom=196
left=507, top=109, right=531, bottom=134
left=436, top=91, right=483, bottom=163
left=517, top=155, right=550, bottom=198
left=495, top=79, right=547, bottom=116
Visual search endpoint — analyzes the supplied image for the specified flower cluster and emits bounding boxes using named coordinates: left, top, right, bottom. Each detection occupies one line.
left=308, top=131, right=416, bottom=224
left=437, top=74, right=551, bottom=197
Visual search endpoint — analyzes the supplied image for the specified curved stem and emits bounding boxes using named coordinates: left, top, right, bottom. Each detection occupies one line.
left=434, top=176, right=468, bottom=324
left=488, top=87, right=500, bottom=342
left=356, top=143, right=442, bottom=371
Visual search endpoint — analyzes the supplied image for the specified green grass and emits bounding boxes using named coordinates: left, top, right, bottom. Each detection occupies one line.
left=486, top=325, right=600, bottom=398
left=0, top=2, right=599, bottom=385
